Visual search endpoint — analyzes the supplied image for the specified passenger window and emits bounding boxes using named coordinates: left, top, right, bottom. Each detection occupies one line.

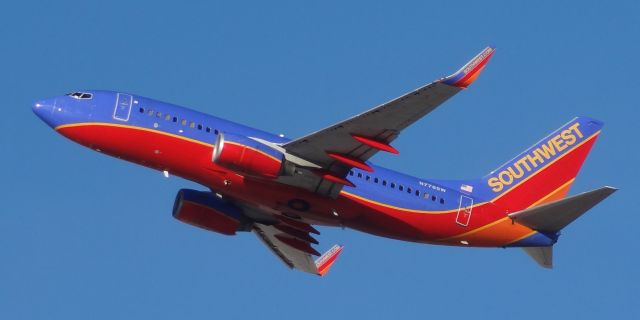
left=366, top=175, right=370, bottom=181
left=189, top=122, right=195, bottom=128
left=415, top=190, right=420, bottom=196
left=173, top=117, right=178, bottom=123
left=374, top=177, right=379, bottom=183
left=181, top=119, right=187, bottom=126
left=357, top=173, right=362, bottom=178
left=165, top=114, right=171, bottom=121
left=399, top=185, right=404, bottom=191
left=156, top=111, right=162, bottom=118
left=206, top=127, right=211, bottom=133
left=139, top=107, right=144, bottom=113
left=214, top=129, right=219, bottom=134
left=440, top=198, right=445, bottom=204
left=147, top=110, right=154, bottom=116
left=407, top=187, right=412, bottom=193
left=197, top=124, right=203, bottom=130
left=349, top=171, right=354, bottom=176
left=390, top=182, right=395, bottom=188
left=423, top=192, right=430, bottom=199
left=431, top=195, right=436, bottom=202
left=382, top=180, right=387, bottom=186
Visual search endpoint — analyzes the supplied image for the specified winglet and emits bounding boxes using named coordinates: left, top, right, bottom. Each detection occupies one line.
left=315, top=245, right=343, bottom=276
left=443, top=46, right=495, bottom=88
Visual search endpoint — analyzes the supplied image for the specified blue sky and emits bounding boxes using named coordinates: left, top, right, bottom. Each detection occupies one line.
left=1, top=1, right=638, bottom=319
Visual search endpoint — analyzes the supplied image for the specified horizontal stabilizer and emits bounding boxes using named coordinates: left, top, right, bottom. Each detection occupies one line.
left=509, top=186, right=617, bottom=233
left=522, top=246, right=553, bottom=268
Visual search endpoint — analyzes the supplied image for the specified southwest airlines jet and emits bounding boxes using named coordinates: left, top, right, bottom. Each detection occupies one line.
left=33, top=47, right=616, bottom=275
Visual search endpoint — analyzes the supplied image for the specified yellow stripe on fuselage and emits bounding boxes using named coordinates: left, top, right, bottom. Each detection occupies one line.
left=55, top=122, right=214, bottom=148
left=339, top=131, right=598, bottom=216
left=339, top=190, right=474, bottom=215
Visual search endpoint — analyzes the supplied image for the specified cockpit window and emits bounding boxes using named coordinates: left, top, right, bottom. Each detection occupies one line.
left=66, top=92, right=93, bottom=100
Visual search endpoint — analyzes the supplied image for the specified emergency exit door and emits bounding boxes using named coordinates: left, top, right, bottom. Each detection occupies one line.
left=456, top=195, right=473, bottom=226
left=113, top=93, right=132, bottom=121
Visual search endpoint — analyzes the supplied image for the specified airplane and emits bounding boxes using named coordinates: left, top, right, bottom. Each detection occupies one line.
left=33, top=46, right=616, bottom=276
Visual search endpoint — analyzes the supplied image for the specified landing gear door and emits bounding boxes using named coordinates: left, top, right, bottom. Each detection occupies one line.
left=456, top=195, right=473, bottom=226
left=113, top=93, right=133, bottom=121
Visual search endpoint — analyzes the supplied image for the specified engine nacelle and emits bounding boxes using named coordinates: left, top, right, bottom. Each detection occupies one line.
left=172, top=189, right=249, bottom=235
left=213, top=132, right=289, bottom=179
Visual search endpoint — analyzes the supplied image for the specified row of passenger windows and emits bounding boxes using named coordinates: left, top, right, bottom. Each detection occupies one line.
left=137, top=106, right=445, bottom=204
left=349, top=171, right=445, bottom=204
left=139, top=107, right=219, bottom=134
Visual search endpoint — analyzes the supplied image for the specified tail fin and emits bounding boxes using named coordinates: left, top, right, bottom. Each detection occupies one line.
left=482, top=117, right=604, bottom=211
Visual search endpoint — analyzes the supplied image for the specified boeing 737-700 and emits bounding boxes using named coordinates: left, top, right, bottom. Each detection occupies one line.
left=33, top=47, right=616, bottom=275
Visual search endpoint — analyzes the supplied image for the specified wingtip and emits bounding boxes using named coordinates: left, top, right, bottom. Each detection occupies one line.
left=443, top=46, right=495, bottom=88
left=315, top=244, right=344, bottom=277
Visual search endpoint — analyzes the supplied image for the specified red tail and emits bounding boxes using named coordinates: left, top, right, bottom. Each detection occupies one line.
left=483, top=117, right=603, bottom=211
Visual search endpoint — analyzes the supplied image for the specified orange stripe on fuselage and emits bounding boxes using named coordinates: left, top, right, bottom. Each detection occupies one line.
left=340, top=134, right=595, bottom=246
left=436, top=178, right=576, bottom=245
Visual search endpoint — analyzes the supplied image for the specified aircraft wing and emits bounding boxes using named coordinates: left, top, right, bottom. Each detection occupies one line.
left=280, top=46, right=494, bottom=197
left=200, top=194, right=344, bottom=276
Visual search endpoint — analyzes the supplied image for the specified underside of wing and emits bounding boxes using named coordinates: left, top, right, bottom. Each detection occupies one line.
left=172, top=189, right=344, bottom=276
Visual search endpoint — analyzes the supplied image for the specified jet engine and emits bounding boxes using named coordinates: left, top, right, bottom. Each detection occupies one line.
left=172, top=189, right=250, bottom=235
left=212, top=132, right=293, bottom=178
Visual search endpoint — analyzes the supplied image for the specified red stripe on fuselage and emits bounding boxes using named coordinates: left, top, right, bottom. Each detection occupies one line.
left=56, top=123, right=347, bottom=226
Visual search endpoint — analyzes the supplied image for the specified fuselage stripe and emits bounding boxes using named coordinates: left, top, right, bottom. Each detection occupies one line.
left=55, top=122, right=214, bottom=147
left=436, top=177, right=577, bottom=241
left=339, top=132, right=596, bottom=216
left=56, top=122, right=282, bottom=164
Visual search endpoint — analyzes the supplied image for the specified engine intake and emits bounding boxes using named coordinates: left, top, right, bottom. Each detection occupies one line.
left=213, top=132, right=290, bottom=178
left=173, top=189, right=249, bottom=235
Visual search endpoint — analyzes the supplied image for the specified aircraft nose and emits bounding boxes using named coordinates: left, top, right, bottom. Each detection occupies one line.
left=32, top=98, right=56, bottom=127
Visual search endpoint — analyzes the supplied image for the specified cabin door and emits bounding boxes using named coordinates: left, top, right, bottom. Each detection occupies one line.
left=456, top=195, right=473, bottom=226
left=113, top=93, right=133, bottom=121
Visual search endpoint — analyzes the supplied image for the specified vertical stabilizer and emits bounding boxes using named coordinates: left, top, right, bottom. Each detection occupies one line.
left=483, top=117, right=603, bottom=212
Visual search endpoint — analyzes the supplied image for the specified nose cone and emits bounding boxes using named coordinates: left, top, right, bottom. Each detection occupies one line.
left=32, top=98, right=56, bottom=128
